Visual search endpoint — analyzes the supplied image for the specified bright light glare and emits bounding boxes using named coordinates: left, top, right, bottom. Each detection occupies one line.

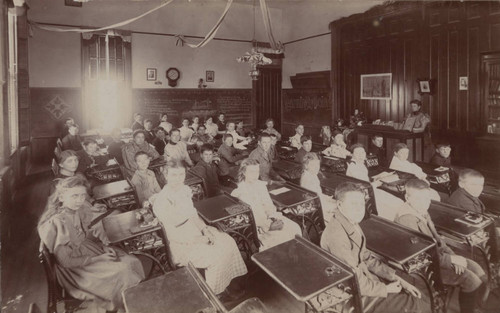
left=95, top=80, right=121, bottom=131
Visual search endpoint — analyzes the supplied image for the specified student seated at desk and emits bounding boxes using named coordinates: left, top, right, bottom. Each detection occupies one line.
left=217, top=134, right=246, bottom=182
left=319, top=125, right=332, bottom=146
left=269, top=133, right=280, bottom=162
left=430, top=142, right=452, bottom=167
left=153, top=164, right=247, bottom=297
left=248, top=133, right=285, bottom=184
left=300, top=153, right=337, bottom=224
left=60, top=117, right=75, bottom=139
left=108, top=128, right=124, bottom=164
left=191, top=144, right=222, bottom=198
left=131, top=112, right=144, bottom=131
left=123, top=130, right=161, bottom=175
left=262, top=118, right=281, bottom=141
left=164, top=128, right=193, bottom=168
left=289, top=124, right=304, bottom=149
left=38, top=176, right=145, bottom=311
left=395, top=179, right=489, bottom=313
left=367, top=134, right=387, bottom=167
left=179, top=118, right=195, bottom=143
left=76, top=139, right=109, bottom=174
left=204, top=116, right=219, bottom=139
left=152, top=127, right=168, bottom=156
left=346, top=144, right=404, bottom=221
left=143, top=119, right=155, bottom=144
left=236, top=120, right=247, bottom=137
left=61, top=125, right=83, bottom=151
left=389, top=143, right=427, bottom=180
left=191, top=125, right=214, bottom=145
left=191, top=116, right=200, bottom=132
left=50, top=150, right=86, bottom=195
left=231, top=158, right=302, bottom=250
left=320, top=182, right=425, bottom=313
left=226, top=122, right=250, bottom=150
left=322, top=131, right=351, bottom=159
left=130, top=151, right=161, bottom=205
left=158, top=113, right=172, bottom=134
left=294, top=135, right=313, bottom=164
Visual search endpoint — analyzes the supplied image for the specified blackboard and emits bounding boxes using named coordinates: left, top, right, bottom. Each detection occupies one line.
left=133, top=89, right=252, bottom=126
left=282, top=89, right=332, bottom=126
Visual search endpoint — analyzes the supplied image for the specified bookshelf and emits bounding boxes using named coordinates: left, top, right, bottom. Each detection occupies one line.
left=482, top=52, right=500, bottom=135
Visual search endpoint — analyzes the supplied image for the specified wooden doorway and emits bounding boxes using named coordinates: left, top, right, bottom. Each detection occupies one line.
left=253, top=67, right=282, bottom=131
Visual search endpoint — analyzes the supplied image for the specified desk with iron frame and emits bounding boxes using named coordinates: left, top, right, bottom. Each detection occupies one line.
left=272, top=159, right=303, bottom=181
left=267, top=182, right=324, bottom=243
left=429, top=201, right=498, bottom=288
left=252, top=236, right=362, bottom=313
left=360, top=216, right=444, bottom=313
left=102, top=209, right=171, bottom=275
left=194, top=194, right=259, bottom=261
left=123, top=263, right=225, bottom=313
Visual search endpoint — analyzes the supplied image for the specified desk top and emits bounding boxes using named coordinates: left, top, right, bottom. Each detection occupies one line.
left=251, top=237, right=353, bottom=302
left=360, top=216, right=435, bottom=264
left=102, top=209, right=160, bottom=244
left=123, top=267, right=215, bottom=313
left=319, top=172, right=371, bottom=191
left=148, top=158, right=166, bottom=169
left=92, top=180, right=133, bottom=200
left=87, top=162, right=120, bottom=174
left=415, top=162, right=450, bottom=177
left=268, top=182, right=317, bottom=207
left=194, top=194, right=249, bottom=223
left=273, top=159, right=302, bottom=173
left=429, top=201, right=493, bottom=237
left=185, top=171, right=203, bottom=186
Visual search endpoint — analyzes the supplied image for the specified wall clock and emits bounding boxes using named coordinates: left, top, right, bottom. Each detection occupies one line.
left=166, top=67, right=180, bottom=87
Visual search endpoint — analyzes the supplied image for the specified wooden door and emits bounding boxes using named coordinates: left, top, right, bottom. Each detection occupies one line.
left=254, top=67, right=282, bottom=131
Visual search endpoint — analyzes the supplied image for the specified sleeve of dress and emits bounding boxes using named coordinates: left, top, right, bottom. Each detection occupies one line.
left=39, top=217, right=93, bottom=268
left=363, top=249, right=397, bottom=281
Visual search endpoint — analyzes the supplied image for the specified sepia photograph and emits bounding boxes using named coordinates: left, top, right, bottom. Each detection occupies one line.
left=2, top=1, right=500, bottom=313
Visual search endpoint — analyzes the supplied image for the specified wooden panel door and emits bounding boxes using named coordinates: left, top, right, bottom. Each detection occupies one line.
left=254, top=67, right=282, bottom=131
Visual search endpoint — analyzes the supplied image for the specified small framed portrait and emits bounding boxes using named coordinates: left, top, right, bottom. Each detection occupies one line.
left=417, top=79, right=432, bottom=94
left=459, top=76, right=468, bottom=90
left=146, top=68, right=157, bottom=81
left=65, top=0, right=82, bottom=7
left=206, top=70, right=215, bottom=82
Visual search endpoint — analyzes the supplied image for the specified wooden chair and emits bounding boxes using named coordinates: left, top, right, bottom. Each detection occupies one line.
left=54, top=146, right=62, bottom=160
left=38, top=242, right=83, bottom=313
left=51, top=159, right=59, bottom=176
left=56, top=138, right=63, bottom=151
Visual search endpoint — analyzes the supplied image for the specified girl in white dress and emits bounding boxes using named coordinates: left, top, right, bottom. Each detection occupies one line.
left=289, top=124, right=305, bottom=149
left=153, top=164, right=247, bottom=295
left=300, top=153, right=337, bottom=224
left=322, top=131, right=352, bottom=159
left=231, top=159, right=302, bottom=251
left=346, top=144, right=405, bottom=220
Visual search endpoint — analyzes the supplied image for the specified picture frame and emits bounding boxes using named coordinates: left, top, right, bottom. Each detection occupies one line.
left=206, top=70, right=215, bottom=82
left=146, top=68, right=157, bottom=81
left=360, top=73, right=392, bottom=100
left=416, top=78, right=435, bottom=95
left=64, top=0, right=82, bottom=7
left=459, top=76, right=468, bottom=90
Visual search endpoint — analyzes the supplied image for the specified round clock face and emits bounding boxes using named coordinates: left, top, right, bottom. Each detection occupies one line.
left=166, top=68, right=180, bottom=81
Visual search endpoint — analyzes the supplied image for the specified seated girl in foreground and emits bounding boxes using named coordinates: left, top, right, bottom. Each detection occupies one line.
left=389, top=143, right=427, bottom=180
left=153, top=163, right=247, bottom=297
left=231, top=158, right=302, bottom=251
left=38, top=176, right=145, bottom=311
left=346, top=144, right=404, bottom=220
left=300, top=152, right=337, bottom=224
left=322, top=131, right=351, bottom=159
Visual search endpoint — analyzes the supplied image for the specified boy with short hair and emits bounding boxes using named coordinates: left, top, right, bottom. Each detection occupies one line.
left=430, top=142, right=452, bottom=167
left=191, top=144, right=222, bottom=198
left=447, top=169, right=485, bottom=214
left=395, top=179, right=488, bottom=313
left=294, top=135, right=313, bottom=164
left=130, top=151, right=161, bottom=205
left=321, top=182, right=425, bottom=313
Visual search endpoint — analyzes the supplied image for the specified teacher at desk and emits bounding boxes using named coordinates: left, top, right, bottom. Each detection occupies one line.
left=402, top=99, right=432, bottom=159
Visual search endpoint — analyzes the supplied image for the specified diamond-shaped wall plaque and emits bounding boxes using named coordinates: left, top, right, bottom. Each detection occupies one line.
left=44, top=95, right=72, bottom=120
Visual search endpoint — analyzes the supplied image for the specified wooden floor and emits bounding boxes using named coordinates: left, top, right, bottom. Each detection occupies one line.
left=2, top=172, right=500, bottom=313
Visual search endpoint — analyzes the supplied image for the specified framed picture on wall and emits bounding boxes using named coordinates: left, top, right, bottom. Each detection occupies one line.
left=417, top=78, right=432, bottom=94
left=360, top=73, right=392, bottom=100
left=147, top=68, right=157, bottom=81
left=459, top=77, right=468, bottom=90
left=206, top=70, right=215, bottom=82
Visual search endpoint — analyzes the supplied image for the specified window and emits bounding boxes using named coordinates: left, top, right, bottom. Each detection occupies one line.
left=87, top=35, right=125, bottom=81
left=7, top=12, right=18, bottom=154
